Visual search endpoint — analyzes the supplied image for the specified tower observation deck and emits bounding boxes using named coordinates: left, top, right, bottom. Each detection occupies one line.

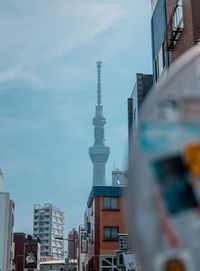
left=89, top=62, right=110, bottom=186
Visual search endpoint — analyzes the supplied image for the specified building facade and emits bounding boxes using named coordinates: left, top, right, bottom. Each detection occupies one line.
left=165, top=0, right=200, bottom=64
left=89, top=62, right=110, bottom=186
left=85, top=186, right=127, bottom=271
left=77, top=226, right=87, bottom=271
left=33, top=203, right=64, bottom=259
left=151, top=0, right=169, bottom=82
left=128, top=73, right=153, bottom=147
left=151, top=0, right=200, bottom=81
left=0, top=192, right=15, bottom=271
left=24, top=235, right=40, bottom=271
left=68, top=229, right=78, bottom=261
left=14, top=233, right=25, bottom=271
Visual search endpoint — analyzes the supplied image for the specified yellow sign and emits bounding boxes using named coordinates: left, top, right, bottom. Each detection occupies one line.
left=164, top=259, right=185, bottom=271
left=184, top=143, right=200, bottom=177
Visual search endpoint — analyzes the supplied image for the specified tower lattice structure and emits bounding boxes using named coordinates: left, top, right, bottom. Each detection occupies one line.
left=89, top=61, right=110, bottom=186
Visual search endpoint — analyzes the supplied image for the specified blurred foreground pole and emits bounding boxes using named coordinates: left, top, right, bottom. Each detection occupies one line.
left=128, top=45, right=200, bottom=271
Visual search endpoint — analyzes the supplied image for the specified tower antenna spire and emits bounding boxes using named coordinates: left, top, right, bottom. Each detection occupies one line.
left=97, top=61, right=102, bottom=106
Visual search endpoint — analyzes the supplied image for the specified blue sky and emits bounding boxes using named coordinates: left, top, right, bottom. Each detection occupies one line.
left=1, top=0, right=152, bottom=236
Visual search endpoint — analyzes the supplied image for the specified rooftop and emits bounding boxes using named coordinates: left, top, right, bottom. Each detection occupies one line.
left=87, top=185, right=125, bottom=207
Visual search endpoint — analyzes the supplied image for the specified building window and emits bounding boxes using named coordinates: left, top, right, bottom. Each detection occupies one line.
left=104, top=227, right=119, bottom=240
left=166, top=0, right=184, bottom=51
left=103, top=197, right=119, bottom=210
left=173, top=0, right=183, bottom=32
left=133, top=108, right=137, bottom=128
left=155, top=42, right=166, bottom=81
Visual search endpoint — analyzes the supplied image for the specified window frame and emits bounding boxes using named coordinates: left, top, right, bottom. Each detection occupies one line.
left=103, top=226, right=119, bottom=241
left=172, top=0, right=183, bottom=33
left=103, top=197, right=119, bottom=210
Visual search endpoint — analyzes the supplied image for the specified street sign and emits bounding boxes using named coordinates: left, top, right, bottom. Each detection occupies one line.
left=128, top=45, right=200, bottom=271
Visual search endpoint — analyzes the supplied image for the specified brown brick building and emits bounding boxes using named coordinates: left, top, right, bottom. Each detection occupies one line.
left=68, top=229, right=78, bottom=260
left=165, top=0, right=200, bottom=64
left=151, top=0, right=200, bottom=82
left=84, top=186, right=127, bottom=271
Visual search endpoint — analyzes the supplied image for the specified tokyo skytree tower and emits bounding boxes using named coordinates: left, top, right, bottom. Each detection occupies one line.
left=89, top=62, right=110, bottom=186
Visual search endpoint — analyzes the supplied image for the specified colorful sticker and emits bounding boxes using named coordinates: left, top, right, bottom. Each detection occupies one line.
left=152, top=155, right=198, bottom=215
left=140, top=123, right=199, bottom=154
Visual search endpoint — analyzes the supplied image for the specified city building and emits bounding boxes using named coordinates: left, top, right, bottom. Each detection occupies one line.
left=84, top=186, right=127, bottom=271
left=14, top=234, right=41, bottom=271
left=128, top=73, right=153, bottom=146
left=68, top=229, right=78, bottom=261
left=14, top=233, right=25, bottom=271
left=40, top=259, right=66, bottom=271
left=0, top=171, right=15, bottom=271
left=165, top=0, right=200, bottom=65
left=33, top=203, right=64, bottom=259
left=77, top=226, right=87, bottom=271
left=24, top=235, right=40, bottom=271
left=112, top=170, right=127, bottom=186
left=151, top=0, right=200, bottom=82
left=89, top=62, right=110, bottom=186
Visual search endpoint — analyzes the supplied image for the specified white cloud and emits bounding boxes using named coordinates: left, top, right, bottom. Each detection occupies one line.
left=0, top=66, right=44, bottom=87
left=0, top=0, right=127, bottom=85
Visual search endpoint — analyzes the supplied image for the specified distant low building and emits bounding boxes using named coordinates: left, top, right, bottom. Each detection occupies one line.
left=77, top=226, right=87, bottom=271
left=68, top=228, right=78, bottom=271
left=24, top=235, right=40, bottom=271
left=14, top=234, right=40, bottom=271
left=14, top=233, right=25, bottom=271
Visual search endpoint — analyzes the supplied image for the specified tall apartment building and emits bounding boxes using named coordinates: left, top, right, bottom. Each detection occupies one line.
left=33, top=203, right=64, bottom=260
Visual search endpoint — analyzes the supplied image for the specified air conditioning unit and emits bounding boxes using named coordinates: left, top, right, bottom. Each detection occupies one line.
left=118, top=234, right=128, bottom=251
